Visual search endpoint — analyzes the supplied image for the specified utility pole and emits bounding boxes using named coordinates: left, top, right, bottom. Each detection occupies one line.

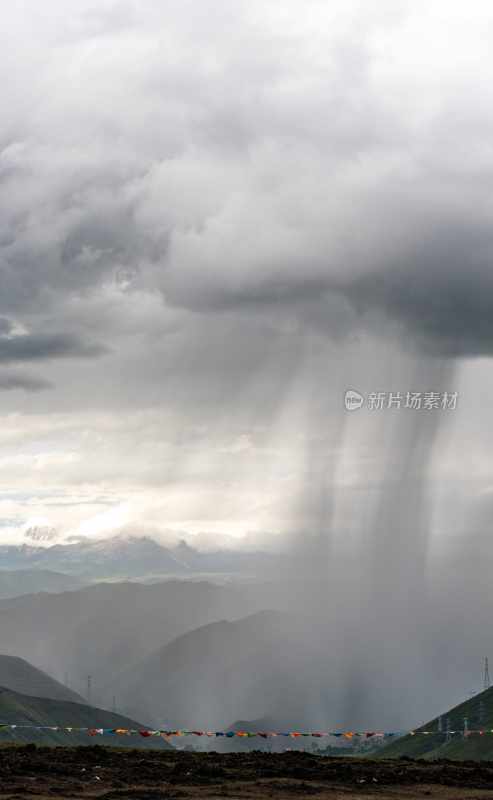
left=484, top=657, right=491, bottom=690
left=446, top=717, right=451, bottom=743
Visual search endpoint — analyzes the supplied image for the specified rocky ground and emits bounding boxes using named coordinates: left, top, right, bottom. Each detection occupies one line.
left=2, top=745, right=493, bottom=799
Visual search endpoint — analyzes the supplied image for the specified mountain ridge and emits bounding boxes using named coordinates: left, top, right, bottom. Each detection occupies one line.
left=0, top=579, right=270, bottom=702
left=379, top=685, right=493, bottom=760
left=0, top=687, right=172, bottom=748
left=0, top=655, right=86, bottom=705
left=0, top=569, right=86, bottom=599
left=113, top=609, right=330, bottom=731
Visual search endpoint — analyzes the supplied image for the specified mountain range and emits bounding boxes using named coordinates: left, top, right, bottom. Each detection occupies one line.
left=0, top=576, right=390, bottom=736
left=0, top=534, right=278, bottom=580
left=112, top=609, right=332, bottom=732
left=0, top=579, right=274, bottom=703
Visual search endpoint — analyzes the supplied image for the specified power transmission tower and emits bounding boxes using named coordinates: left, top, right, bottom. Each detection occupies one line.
left=484, top=657, right=491, bottom=690
left=87, top=675, right=92, bottom=706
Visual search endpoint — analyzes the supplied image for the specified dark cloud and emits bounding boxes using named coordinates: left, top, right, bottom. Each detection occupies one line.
left=0, top=372, right=52, bottom=392
left=336, top=219, right=493, bottom=358
left=0, top=0, right=492, bottom=363
left=0, top=317, right=13, bottom=335
left=0, top=331, right=107, bottom=365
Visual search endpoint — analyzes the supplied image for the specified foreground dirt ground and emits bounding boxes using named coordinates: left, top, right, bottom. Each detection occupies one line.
left=2, top=746, right=493, bottom=800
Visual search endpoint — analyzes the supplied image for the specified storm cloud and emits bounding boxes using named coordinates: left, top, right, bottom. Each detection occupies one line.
left=1, top=0, right=493, bottom=728
left=0, top=329, right=107, bottom=364
left=0, top=0, right=491, bottom=551
left=1, top=0, right=493, bottom=359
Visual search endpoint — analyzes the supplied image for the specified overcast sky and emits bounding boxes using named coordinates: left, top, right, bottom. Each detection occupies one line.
left=1, top=0, right=493, bottom=552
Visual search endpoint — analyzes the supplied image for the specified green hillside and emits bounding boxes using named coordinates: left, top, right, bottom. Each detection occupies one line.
left=379, top=686, right=493, bottom=760
left=0, top=687, right=172, bottom=749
